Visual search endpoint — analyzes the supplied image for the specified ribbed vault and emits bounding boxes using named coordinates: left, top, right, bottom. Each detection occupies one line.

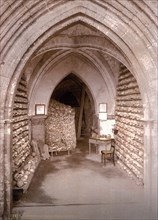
left=27, top=29, right=121, bottom=115
left=1, top=0, right=157, bottom=118
left=28, top=52, right=112, bottom=115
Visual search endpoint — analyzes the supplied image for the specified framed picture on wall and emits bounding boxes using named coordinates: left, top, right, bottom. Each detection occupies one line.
left=35, top=104, right=45, bottom=115
left=99, top=103, right=107, bottom=112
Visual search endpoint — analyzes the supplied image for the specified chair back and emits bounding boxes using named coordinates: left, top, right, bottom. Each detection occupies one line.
left=111, top=139, right=115, bottom=153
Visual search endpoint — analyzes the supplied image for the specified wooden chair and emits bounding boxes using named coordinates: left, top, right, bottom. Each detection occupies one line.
left=101, top=139, right=116, bottom=166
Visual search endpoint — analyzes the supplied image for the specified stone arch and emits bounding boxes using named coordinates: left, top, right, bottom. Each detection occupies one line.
left=2, top=6, right=156, bottom=119
left=50, top=72, right=96, bottom=136
left=29, top=53, right=111, bottom=116
left=1, top=1, right=157, bottom=218
left=28, top=43, right=119, bottom=106
left=53, top=71, right=95, bottom=115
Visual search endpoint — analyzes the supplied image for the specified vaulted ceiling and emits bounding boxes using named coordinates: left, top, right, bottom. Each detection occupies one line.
left=1, top=0, right=157, bottom=115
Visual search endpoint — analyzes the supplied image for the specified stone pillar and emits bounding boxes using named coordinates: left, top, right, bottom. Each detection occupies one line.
left=150, top=120, right=158, bottom=219
left=4, top=120, right=12, bottom=220
left=31, top=116, right=47, bottom=143
left=0, top=118, right=13, bottom=219
left=0, top=120, right=5, bottom=219
left=144, top=119, right=158, bottom=219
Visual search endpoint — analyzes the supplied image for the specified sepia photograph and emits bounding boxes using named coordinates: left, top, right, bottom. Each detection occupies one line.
left=0, top=0, right=157, bottom=220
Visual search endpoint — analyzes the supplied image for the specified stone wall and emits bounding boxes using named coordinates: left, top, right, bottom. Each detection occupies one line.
left=115, top=65, right=144, bottom=184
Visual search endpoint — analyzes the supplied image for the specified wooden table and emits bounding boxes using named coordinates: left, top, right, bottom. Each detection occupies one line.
left=88, top=137, right=113, bottom=154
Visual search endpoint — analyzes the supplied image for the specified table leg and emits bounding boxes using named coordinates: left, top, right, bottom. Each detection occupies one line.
left=101, top=153, right=103, bottom=163
left=89, top=143, right=91, bottom=154
left=96, top=144, right=98, bottom=153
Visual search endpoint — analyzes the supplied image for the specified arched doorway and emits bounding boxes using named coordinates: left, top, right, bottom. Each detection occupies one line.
left=1, top=1, right=157, bottom=219
left=51, top=73, right=95, bottom=138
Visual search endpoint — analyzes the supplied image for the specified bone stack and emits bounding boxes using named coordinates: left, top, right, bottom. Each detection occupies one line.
left=115, top=65, right=144, bottom=184
left=45, top=99, right=76, bottom=152
left=12, top=75, right=40, bottom=190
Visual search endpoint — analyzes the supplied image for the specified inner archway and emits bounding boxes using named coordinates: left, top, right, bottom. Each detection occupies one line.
left=51, top=73, right=95, bottom=137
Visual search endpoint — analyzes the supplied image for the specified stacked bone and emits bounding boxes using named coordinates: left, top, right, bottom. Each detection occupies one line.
left=115, top=64, right=144, bottom=184
left=13, top=154, right=39, bottom=188
left=12, top=75, right=40, bottom=189
left=45, top=99, right=76, bottom=152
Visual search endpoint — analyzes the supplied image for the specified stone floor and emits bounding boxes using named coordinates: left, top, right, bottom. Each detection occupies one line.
left=13, top=138, right=151, bottom=220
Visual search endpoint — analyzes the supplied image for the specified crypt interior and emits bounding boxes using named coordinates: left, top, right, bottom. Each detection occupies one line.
left=0, top=0, right=158, bottom=220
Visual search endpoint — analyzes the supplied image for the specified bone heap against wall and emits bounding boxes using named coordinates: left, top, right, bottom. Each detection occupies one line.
left=12, top=75, right=40, bottom=189
left=45, top=99, right=76, bottom=153
left=115, top=65, right=144, bottom=184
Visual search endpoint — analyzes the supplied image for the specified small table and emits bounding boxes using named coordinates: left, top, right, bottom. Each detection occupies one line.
left=88, top=137, right=113, bottom=154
